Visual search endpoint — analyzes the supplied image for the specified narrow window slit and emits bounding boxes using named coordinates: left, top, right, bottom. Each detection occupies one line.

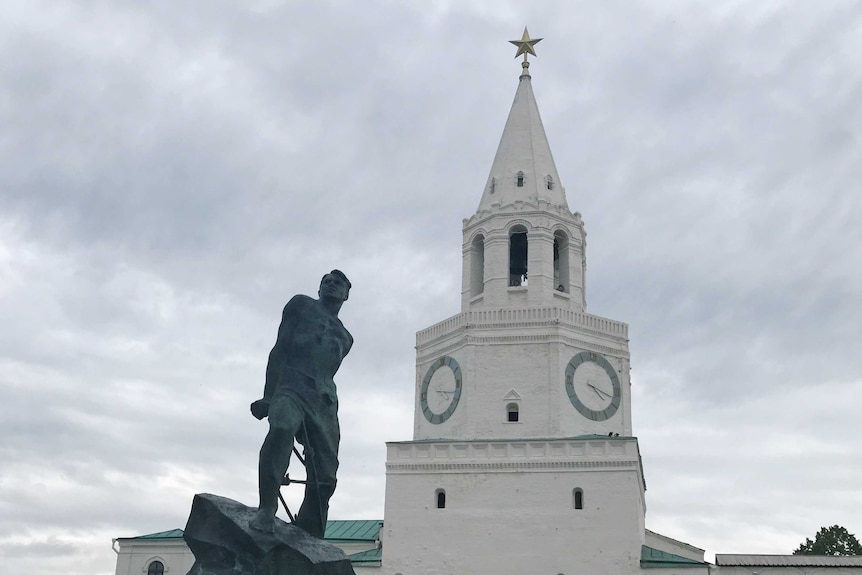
left=573, top=488, right=584, bottom=510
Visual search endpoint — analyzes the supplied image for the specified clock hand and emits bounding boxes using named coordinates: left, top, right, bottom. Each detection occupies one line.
left=587, top=383, right=612, bottom=400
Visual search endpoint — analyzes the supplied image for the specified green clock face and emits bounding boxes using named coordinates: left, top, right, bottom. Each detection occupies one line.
left=565, top=351, right=621, bottom=421
left=420, top=356, right=462, bottom=424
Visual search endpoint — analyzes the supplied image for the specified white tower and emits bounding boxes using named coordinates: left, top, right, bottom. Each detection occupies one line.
left=382, top=30, right=646, bottom=575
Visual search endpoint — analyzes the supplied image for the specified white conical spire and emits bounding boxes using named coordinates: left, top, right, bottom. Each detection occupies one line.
left=476, top=57, right=568, bottom=212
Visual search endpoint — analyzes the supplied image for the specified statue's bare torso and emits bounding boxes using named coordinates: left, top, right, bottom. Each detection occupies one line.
left=266, top=295, right=353, bottom=405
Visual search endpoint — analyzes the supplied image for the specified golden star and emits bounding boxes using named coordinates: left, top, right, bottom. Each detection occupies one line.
left=509, top=27, right=542, bottom=59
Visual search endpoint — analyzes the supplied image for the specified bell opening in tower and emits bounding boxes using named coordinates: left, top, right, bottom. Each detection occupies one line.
left=470, top=234, right=485, bottom=296
left=509, top=226, right=528, bottom=286
left=554, top=230, right=569, bottom=293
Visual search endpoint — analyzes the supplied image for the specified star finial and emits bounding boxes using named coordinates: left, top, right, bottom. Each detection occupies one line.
left=509, top=27, right=542, bottom=76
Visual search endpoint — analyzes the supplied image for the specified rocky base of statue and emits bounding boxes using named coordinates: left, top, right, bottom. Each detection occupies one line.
left=183, top=493, right=355, bottom=575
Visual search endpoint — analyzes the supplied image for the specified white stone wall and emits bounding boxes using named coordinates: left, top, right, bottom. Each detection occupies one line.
left=413, top=308, right=630, bottom=441
left=113, top=539, right=195, bottom=575
left=382, top=438, right=645, bottom=575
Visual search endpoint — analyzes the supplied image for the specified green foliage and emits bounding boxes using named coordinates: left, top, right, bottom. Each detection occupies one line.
left=794, top=525, right=862, bottom=556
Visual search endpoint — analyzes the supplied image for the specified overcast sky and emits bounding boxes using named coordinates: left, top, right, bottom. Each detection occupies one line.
left=2, top=1, right=861, bottom=573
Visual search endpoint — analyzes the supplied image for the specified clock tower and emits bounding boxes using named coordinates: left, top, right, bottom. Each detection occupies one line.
left=382, top=30, right=646, bottom=575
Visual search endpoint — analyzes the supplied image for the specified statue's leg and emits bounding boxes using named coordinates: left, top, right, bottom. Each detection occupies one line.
left=295, top=402, right=340, bottom=539
left=252, top=395, right=303, bottom=531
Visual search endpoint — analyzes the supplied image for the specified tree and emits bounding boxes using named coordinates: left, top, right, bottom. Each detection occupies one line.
left=794, top=525, right=862, bottom=556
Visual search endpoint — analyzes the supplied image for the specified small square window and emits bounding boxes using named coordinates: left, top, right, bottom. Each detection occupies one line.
left=506, top=403, right=519, bottom=422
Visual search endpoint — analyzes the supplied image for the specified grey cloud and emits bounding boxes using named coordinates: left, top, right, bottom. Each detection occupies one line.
left=2, top=2, right=861, bottom=574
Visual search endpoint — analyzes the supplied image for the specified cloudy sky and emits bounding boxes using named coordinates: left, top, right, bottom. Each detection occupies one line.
left=2, top=1, right=861, bottom=573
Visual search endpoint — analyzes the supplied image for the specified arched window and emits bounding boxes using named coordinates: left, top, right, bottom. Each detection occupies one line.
left=147, top=561, right=165, bottom=575
left=554, top=231, right=569, bottom=293
left=489, top=177, right=496, bottom=194
left=546, top=175, right=554, bottom=190
left=516, top=171, right=524, bottom=187
left=506, top=403, right=519, bottom=422
left=470, top=234, right=485, bottom=296
left=436, top=489, right=446, bottom=509
left=573, top=488, right=584, bottom=510
left=509, top=225, right=528, bottom=286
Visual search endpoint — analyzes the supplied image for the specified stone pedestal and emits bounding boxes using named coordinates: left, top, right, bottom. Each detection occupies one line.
left=183, top=493, right=355, bottom=575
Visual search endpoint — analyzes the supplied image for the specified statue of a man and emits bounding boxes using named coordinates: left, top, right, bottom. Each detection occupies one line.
left=249, top=270, right=354, bottom=538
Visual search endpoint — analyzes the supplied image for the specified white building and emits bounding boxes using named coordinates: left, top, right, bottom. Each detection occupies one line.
left=112, top=521, right=383, bottom=574
left=114, top=35, right=862, bottom=575
left=379, top=31, right=697, bottom=575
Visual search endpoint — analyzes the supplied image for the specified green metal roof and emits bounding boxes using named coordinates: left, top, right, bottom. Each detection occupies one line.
left=347, top=546, right=383, bottom=565
left=716, top=555, right=862, bottom=567
left=324, top=520, right=383, bottom=542
left=641, top=546, right=709, bottom=569
left=127, top=529, right=185, bottom=540
left=124, top=520, right=381, bottom=543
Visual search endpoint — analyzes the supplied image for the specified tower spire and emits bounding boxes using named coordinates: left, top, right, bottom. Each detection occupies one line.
left=476, top=28, right=567, bottom=213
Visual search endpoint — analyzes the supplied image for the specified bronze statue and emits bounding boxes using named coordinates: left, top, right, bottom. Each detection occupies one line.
left=250, top=270, right=354, bottom=538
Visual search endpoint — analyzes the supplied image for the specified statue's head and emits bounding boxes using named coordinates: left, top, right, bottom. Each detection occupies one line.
left=319, top=269, right=351, bottom=302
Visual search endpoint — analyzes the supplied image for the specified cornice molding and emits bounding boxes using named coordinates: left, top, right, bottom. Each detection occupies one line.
left=386, top=459, right=641, bottom=474
left=464, top=201, right=582, bottom=232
